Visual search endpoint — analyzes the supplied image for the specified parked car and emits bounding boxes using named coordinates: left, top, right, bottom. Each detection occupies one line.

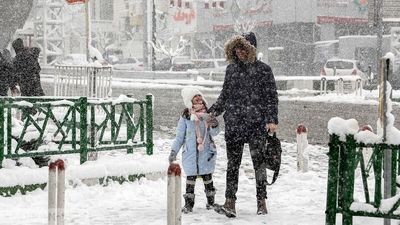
left=320, top=58, right=366, bottom=79
left=154, top=58, right=172, bottom=71
left=113, top=57, right=144, bottom=71
left=192, top=59, right=227, bottom=74
left=55, top=54, right=88, bottom=66
left=170, top=56, right=195, bottom=71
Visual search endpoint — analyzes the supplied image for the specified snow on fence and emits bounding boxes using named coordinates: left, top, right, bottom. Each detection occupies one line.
left=325, top=127, right=400, bottom=225
left=0, top=95, right=154, bottom=168
left=54, top=65, right=112, bottom=98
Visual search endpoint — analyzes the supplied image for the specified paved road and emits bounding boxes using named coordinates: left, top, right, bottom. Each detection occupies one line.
left=41, top=82, right=400, bottom=145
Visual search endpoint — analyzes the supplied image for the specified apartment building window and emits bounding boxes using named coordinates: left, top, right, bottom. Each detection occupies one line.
left=205, top=3, right=209, bottom=9
left=100, top=0, right=113, bottom=20
left=177, top=0, right=182, bottom=8
left=212, top=1, right=217, bottom=8
left=170, top=0, right=174, bottom=7
left=219, top=1, right=224, bottom=8
left=185, top=2, right=190, bottom=8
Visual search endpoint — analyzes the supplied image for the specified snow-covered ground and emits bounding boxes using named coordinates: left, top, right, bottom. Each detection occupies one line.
left=2, top=80, right=399, bottom=224
left=0, top=130, right=392, bottom=225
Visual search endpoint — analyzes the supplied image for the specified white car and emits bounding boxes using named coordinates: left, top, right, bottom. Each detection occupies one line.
left=113, top=57, right=144, bottom=71
left=320, top=59, right=366, bottom=78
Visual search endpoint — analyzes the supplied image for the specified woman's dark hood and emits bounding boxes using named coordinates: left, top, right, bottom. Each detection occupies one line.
left=12, top=38, right=24, bottom=54
left=224, top=34, right=257, bottom=64
left=242, top=32, right=257, bottom=48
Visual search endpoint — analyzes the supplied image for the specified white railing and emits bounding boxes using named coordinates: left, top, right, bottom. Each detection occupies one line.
left=54, top=65, right=112, bottom=98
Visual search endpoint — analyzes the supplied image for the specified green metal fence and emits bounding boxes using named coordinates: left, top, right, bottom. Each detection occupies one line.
left=0, top=95, right=153, bottom=168
left=325, top=134, right=400, bottom=225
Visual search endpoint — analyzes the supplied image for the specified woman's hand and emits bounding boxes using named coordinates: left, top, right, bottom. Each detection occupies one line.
left=266, top=123, right=278, bottom=134
left=206, top=114, right=219, bottom=128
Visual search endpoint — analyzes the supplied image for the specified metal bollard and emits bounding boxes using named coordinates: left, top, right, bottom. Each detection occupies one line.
left=48, top=159, right=65, bottom=225
left=320, top=77, right=327, bottom=95
left=167, top=162, right=181, bottom=225
left=296, top=124, right=309, bottom=172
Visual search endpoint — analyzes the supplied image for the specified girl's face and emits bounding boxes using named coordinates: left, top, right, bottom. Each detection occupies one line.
left=192, top=95, right=203, bottom=105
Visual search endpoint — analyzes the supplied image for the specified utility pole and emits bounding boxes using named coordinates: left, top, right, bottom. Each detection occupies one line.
left=375, top=0, right=383, bottom=73
left=85, top=0, right=91, bottom=62
left=374, top=2, right=391, bottom=224
left=143, top=0, right=155, bottom=71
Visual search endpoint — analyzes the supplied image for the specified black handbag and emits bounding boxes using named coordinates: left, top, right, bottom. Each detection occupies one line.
left=263, top=132, right=282, bottom=185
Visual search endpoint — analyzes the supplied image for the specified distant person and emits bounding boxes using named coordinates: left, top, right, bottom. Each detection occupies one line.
left=12, top=38, right=45, bottom=97
left=168, top=87, right=220, bottom=213
left=0, top=49, right=17, bottom=96
left=209, top=32, right=279, bottom=217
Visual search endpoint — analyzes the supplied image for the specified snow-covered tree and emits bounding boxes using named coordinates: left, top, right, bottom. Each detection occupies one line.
left=148, top=35, right=188, bottom=70
left=92, top=30, right=114, bottom=54
left=234, top=15, right=256, bottom=34
left=230, top=0, right=257, bottom=34
left=200, top=38, right=224, bottom=59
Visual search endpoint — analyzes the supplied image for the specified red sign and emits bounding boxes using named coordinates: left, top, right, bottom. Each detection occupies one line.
left=66, top=0, right=86, bottom=5
left=317, top=16, right=368, bottom=25
left=213, top=21, right=273, bottom=32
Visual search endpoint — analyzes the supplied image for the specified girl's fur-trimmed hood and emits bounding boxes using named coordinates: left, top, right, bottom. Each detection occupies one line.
left=224, top=35, right=257, bottom=64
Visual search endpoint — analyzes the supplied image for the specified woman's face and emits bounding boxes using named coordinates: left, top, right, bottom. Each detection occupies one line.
left=235, top=47, right=248, bottom=61
left=192, top=95, right=203, bottom=105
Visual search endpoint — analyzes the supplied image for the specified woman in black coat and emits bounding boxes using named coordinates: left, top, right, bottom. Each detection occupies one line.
left=209, top=32, right=278, bottom=217
left=0, top=49, right=17, bottom=96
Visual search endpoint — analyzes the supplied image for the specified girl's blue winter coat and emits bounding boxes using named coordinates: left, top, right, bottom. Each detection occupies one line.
left=171, top=116, right=219, bottom=176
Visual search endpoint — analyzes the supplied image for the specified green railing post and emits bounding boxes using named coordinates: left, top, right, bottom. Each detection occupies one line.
left=391, top=146, right=398, bottom=197
left=145, top=94, right=153, bottom=155
left=326, top=134, right=340, bottom=225
left=90, top=104, right=96, bottom=150
left=373, top=145, right=383, bottom=208
left=79, top=97, right=88, bottom=164
left=342, top=135, right=357, bottom=225
left=337, top=143, right=346, bottom=208
left=111, top=105, right=116, bottom=143
left=127, top=102, right=134, bottom=154
left=0, top=99, right=4, bottom=169
left=7, top=99, right=12, bottom=158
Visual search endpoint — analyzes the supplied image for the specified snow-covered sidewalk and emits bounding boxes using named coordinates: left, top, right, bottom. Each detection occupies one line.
left=0, top=132, right=390, bottom=224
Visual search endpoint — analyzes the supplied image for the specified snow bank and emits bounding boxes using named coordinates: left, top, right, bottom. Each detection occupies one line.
left=0, top=152, right=168, bottom=188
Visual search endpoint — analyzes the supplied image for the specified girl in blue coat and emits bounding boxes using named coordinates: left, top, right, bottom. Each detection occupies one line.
left=169, top=87, right=219, bottom=213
